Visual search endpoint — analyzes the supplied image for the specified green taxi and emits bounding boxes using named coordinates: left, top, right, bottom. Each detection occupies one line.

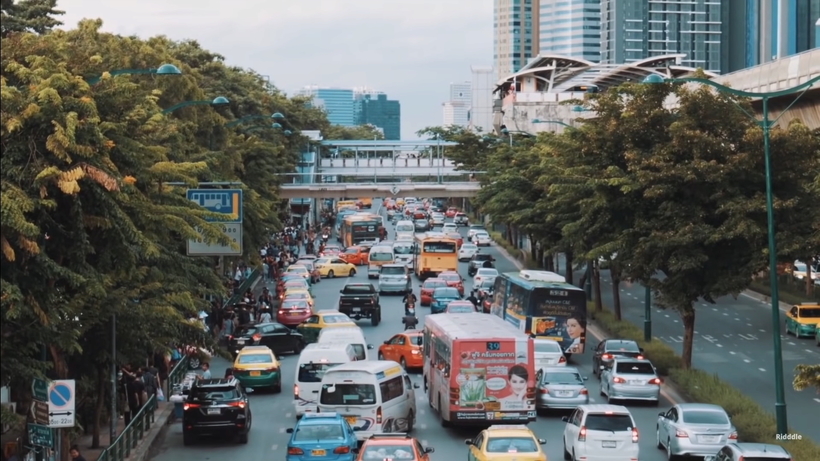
left=232, top=345, right=281, bottom=393
left=784, top=303, right=820, bottom=338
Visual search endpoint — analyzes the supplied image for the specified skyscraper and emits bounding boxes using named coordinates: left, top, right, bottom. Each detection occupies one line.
left=442, top=82, right=471, bottom=127
left=469, top=66, right=495, bottom=133
left=295, top=86, right=355, bottom=126
left=539, top=0, right=601, bottom=62
left=354, top=89, right=401, bottom=140
left=494, top=0, right=540, bottom=80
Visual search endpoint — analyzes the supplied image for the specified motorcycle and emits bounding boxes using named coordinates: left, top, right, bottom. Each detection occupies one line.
left=321, top=233, right=329, bottom=243
left=405, top=305, right=416, bottom=316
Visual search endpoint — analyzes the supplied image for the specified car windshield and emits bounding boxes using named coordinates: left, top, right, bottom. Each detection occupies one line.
left=297, top=362, right=343, bottom=383
left=289, top=266, right=307, bottom=272
left=606, top=341, right=641, bottom=352
left=423, top=280, right=447, bottom=289
left=461, top=244, right=477, bottom=250
left=434, top=287, right=460, bottom=298
left=543, top=372, right=582, bottom=384
left=238, top=353, right=273, bottom=364
left=486, top=437, right=538, bottom=453
left=615, top=362, right=655, bottom=374
left=448, top=305, right=475, bottom=313
left=282, top=300, right=310, bottom=309
left=381, top=266, right=405, bottom=275
left=396, top=224, right=414, bottom=233
left=477, top=269, right=498, bottom=276
left=370, top=251, right=394, bottom=261
left=585, top=414, right=634, bottom=432
left=292, top=423, right=345, bottom=441
left=236, top=327, right=258, bottom=337
left=394, top=244, right=413, bottom=254
left=322, top=314, right=351, bottom=324
left=362, top=445, right=416, bottom=459
left=297, top=262, right=314, bottom=270
left=190, top=388, right=239, bottom=402
left=316, top=259, right=332, bottom=265
left=681, top=410, right=730, bottom=425
left=285, top=282, right=307, bottom=289
left=408, top=334, right=423, bottom=346
left=475, top=232, right=489, bottom=237
left=474, top=254, right=492, bottom=261
left=439, top=273, right=460, bottom=282
left=414, top=220, right=427, bottom=225
left=320, top=383, right=377, bottom=405
left=343, top=285, right=373, bottom=294
left=534, top=341, right=562, bottom=353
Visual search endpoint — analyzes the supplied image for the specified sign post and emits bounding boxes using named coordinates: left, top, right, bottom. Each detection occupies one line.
left=186, top=189, right=244, bottom=256
left=30, top=378, right=50, bottom=426
left=47, top=380, right=75, bottom=428
left=27, top=423, right=53, bottom=448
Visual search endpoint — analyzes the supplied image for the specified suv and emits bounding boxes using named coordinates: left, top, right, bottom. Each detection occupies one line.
left=467, top=253, right=495, bottom=277
left=704, top=443, right=792, bottom=461
left=592, top=339, right=645, bottom=377
left=378, top=264, right=411, bottom=294
left=453, top=212, right=469, bottom=226
left=183, top=378, right=252, bottom=445
left=285, top=413, right=358, bottom=461
left=356, top=434, right=434, bottom=461
left=562, top=404, right=639, bottom=461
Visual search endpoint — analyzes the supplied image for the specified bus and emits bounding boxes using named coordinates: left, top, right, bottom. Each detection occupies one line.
left=413, top=234, right=458, bottom=279
left=423, top=313, right=537, bottom=426
left=490, top=270, right=587, bottom=355
left=341, top=214, right=382, bottom=247
left=334, top=209, right=358, bottom=238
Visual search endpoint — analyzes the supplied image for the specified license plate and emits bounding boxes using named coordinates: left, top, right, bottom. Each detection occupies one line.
left=699, top=435, right=720, bottom=443
left=345, top=416, right=357, bottom=425
left=556, top=390, right=573, bottom=397
left=352, top=307, right=361, bottom=312
left=250, top=371, right=261, bottom=376
left=289, top=312, right=300, bottom=316
left=207, top=408, right=220, bottom=415
left=602, top=441, right=617, bottom=448
left=311, top=449, right=326, bottom=456
left=628, top=380, right=643, bottom=385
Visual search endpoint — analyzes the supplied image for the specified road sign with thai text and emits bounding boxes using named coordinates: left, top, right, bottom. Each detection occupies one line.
left=28, top=423, right=53, bottom=448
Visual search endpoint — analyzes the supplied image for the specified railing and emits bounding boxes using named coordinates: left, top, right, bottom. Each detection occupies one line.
left=96, top=356, right=190, bottom=461
left=222, top=267, right=261, bottom=309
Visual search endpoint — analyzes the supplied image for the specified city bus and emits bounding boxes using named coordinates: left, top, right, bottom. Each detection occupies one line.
left=413, top=234, right=458, bottom=279
left=490, top=270, right=587, bottom=355
left=334, top=209, right=358, bottom=239
left=423, top=313, right=537, bottom=426
left=341, top=214, right=382, bottom=247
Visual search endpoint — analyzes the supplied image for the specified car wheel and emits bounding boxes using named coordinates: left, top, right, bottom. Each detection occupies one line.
left=785, top=322, right=791, bottom=335
left=406, top=410, right=415, bottom=432
left=666, top=439, right=675, bottom=460
left=439, top=397, right=451, bottom=427
left=349, top=268, right=356, bottom=276
left=378, top=352, right=385, bottom=360
left=371, top=313, right=380, bottom=326
left=563, top=441, right=571, bottom=460
left=656, top=428, right=664, bottom=449
left=183, top=432, right=194, bottom=446
left=272, top=381, right=282, bottom=393
left=293, top=340, right=305, bottom=354
left=327, top=270, right=335, bottom=278
left=400, top=357, right=407, bottom=368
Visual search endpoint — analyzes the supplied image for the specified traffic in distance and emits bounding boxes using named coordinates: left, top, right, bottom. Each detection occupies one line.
left=156, top=197, right=804, bottom=461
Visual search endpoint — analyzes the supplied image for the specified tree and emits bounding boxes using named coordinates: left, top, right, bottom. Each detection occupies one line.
left=324, top=124, right=384, bottom=140
left=0, top=0, right=63, bottom=37
left=793, top=364, right=820, bottom=393
left=416, top=125, right=496, bottom=171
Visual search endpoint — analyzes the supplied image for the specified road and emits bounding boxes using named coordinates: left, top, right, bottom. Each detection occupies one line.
left=152, top=205, right=674, bottom=461
left=561, top=257, right=820, bottom=442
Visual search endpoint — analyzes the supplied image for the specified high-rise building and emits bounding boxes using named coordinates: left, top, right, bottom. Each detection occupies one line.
left=494, top=0, right=540, bottom=80
left=354, top=89, right=401, bottom=140
left=442, top=82, right=471, bottom=127
left=469, top=66, right=495, bottom=133
left=539, top=0, right=601, bottom=62
left=295, top=86, right=355, bottom=126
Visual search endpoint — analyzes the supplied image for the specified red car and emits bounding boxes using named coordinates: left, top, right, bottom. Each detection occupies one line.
left=445, top=207, right=459, bottom=218
left=321, top=245, right=342, bottom=257
left=276, top=299, right=312, bottom=326
left=438, top=271, right=464, bottom=296
left=276, top=274, right=304, bottom=294
left=420, top=278, right=448, bottom=306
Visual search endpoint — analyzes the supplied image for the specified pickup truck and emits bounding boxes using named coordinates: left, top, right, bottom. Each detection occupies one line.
left=338, top=283, right=381, bottom=326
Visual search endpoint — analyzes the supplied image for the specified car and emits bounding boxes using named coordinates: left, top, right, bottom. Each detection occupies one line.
left=562, top=404, right=639, bottom=461
left=232, top=345, right=282, bottom=392
left=472, top=231, right=492, bottom=246
left=600, top=357, right=662, bottom=404
left=340, top=246, right=370, bottom=266
left=419, top=278, right=448, bottom=306
left=437, top=270, right=465, bottom=296
left=296, top=310, right=357, bottom=343
left=703, top=443, right=792, bottom=461
left=229, top=322, right=306, bottom=357
left=473, top=268, right=499, bottom=286
left=285, top=265, right=313, bottom=284
left=182, top=378, right=252, bottom=445
left=657, top=403, right=738, bottom=459
left=458, top=243, right=479, bottom=261
left=442, top=222, right=458, bottom=233
left=296, top=260, right=322, bottom=284
left=430, top=213, right=445, bottom=227
left=358, top=434, right=434, bottom=461
left=321, top=246, right=342, bottom=257
left=278, top=274, right=308, bottom=294
left=534, top=338, right=567, bottom=369
left=471, top=278, right=495, bottom=298
left=444, top=300, right=477, bottom=313
left=277, top=298, right=313, bottom=327
left=790, top=260, right=819, bottom=281
left=445, top=231, right=463, bottom=248
left=536, top=366, right=589, bottom=412
left=453, top=213, right=469, bottom=226
left=280, top=278, right=313, bottom=298
left=378, top=264, right=412, bottom=294
left=431, top=287, right=462, bottom=314
left=414, top=219, right=430, bottom=232
left=444, top=207, right=458, bottom=218
left=467, top=224, right=486, bottom=240
left=315, top=257, right=357, bottom=278
left=378, top=330, right=424, bottom=369
left=816, top=327, right=820, bottom=347
left=465, top=424, right=546, bottom=461
left=285, top=413, right=358, bottom=461
left=467, top=253, right=495, bottom=276
left=784, top=302, right=820, bottom=338
left=592, top=339, right=645, bottom=377
left=283, top=288, right=314, bottom=308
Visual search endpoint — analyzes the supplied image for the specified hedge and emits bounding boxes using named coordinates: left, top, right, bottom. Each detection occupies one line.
left=590, top=308, right=820, bottom=460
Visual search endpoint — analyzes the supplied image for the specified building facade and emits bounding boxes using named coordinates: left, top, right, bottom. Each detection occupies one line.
left=469, top=66, right=495, bottom=133
left=538, top=0, right=601, bottom=62
left=442, top=82, right=471, bottom=127
left=296, top=86, right=355, bottom=126
left=354, top=90, right=401, bottom=140
left=494, top=0, right=540, bottom=80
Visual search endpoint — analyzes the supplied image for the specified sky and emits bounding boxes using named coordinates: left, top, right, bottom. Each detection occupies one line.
left=56, top=0, right=494, bottom=139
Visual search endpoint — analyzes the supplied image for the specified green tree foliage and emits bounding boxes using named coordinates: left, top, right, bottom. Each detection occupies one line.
left=324, top=124, right=384, bottom=140
left=793, top=364, right=820, bottom=393
left=0, top=0, right=63, bottom=37
left=416, top=125, right=496, bottom=171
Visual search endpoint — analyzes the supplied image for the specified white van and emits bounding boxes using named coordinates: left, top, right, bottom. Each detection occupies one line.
left=318, top=361, right=419, bottom=440
left=394, top=220, right=415, bottom=240
left=392, top=240, right=414, bottom=268
left=367, top=245, right=396, bottom=278
left=293, top=343, right=359, bottom=418
left=317, top=326, right=373, bottom=361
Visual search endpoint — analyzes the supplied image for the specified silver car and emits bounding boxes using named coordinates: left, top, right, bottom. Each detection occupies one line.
left=657, top=403, right=738, bottom=459
left=378, top=264, right=411, bottom=294
left=703, top=443, right=792, bottom=461
left=536, top=366, right=589, bottom=411
left=600, top=358, right=661, bottom=404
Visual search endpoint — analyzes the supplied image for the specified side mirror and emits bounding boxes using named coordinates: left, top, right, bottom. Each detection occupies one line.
left=561, top=416, right=569, bottom=422
left=413, top=383, right=420, bottom=389
left=245, top=387, right=254, bottom=394
left=464, top=439, right=472, bottom=445
left=367, top=344, right=374, bottom=350
left=424, top=447, right=435, bottom=454
left=658, top=412, right=665, bottom=417
left=599, top=365, right=605, bottom=370
left=383, top=340, right=390, bottom=345
left=583, top=376, right=589, bottom=381
left=286, top=428, right=294, bottom=433
left=538, top=438, right=546, bottom=445
left=340, top=290, right=345, bottom=294
left=640, top=348, right=645, bottom=353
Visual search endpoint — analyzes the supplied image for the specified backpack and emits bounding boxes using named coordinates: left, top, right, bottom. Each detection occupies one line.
left=142, top=371, right=156, bottom=394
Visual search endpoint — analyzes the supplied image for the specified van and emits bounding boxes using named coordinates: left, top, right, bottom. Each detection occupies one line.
left=318, top=326, right=373, bottom=361
left=367, top=245, right=395, bottom=279
left=293, top=342, right=359, bottom=418
left=318, top=361, right=419, bottom=441
left=394, top=220, right=415, bottom=240
left=392, top=240, right=414, bottom=268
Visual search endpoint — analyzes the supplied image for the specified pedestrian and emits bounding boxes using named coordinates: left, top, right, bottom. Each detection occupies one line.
left=69, top=445, right=87, bottom=461
left=200, top=362, right=212, bottom=380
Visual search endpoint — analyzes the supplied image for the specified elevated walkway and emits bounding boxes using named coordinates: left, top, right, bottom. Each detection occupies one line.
left=279, top=181, right=481, bottom=199
left=318, top=158, right=466, bottom=177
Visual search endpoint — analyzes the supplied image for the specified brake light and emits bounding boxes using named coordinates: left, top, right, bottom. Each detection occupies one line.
left=278, top=310, right=285, bottom=315
left=729, top=431, right=738, bottom=440
left=648, top=378, right=661, bottom=385
left=266, top=366, right=279, bottom=373
left=252, top=333, right=262, bottom=342
left=376, top=406, right=382, bottom=424
left=579, top=388, right=588, bottom=395
left=637, top=355, right=645, bottom=360
left=288, top=447, right=304, bottom=455
left=539, top=388, right=549, bottom=394
left=333, top=446, right=351, bottom=454
left=675, top=430, right=689, bottom=438
left=632, top=428, right=639, bottom=443
left=228, top=401, right=246, bottom=409
left=602, top=353, right=614, bottom=360
left=559, top=355, right=567, bottom=364
left=227, top=335, right=233, bottom=340
left=578, top=426, right=587, bottom=441
left=294, top=385, right=299, bottom=398
left=612, top=377, right=626, bottom=383
left=183, top=403, right=200, bottom=410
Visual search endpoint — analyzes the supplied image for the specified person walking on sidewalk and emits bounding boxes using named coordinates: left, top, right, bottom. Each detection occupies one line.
left=69, top=445, right=87, bottom=461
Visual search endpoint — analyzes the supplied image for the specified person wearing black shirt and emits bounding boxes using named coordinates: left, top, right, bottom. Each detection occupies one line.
left=466, top=293, right=479, bottom=307
left=238, top=307, right=251, bottom=326
left=401, top=293, right=417, bottom=314
left=482, top=259, right=494, bottom=268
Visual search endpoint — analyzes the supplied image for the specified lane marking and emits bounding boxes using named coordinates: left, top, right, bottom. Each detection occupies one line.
left=716, top=344, right=723, bottom=348
left=743, top=359, right=751, bottom=363
left=788, top=342, right=796, bottom=346
left=747, top=323, right=752, bottom=326
left=279, top=427, right=287, bottom=433
left=758, top=368, right=766, bottom=372
left=271, top=444, right=278, bottom=451
left=729, top=351, right=736, bottom=355
left=814, top=398, right=820, bottom=404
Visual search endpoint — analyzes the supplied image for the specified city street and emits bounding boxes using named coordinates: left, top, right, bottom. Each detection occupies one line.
left=152, top=209, right=673, bottom=461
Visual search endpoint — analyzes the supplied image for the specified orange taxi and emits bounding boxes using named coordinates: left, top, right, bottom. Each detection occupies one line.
left=340, top=246, right=370, bottom=266
left=445, top=207, right=459, bottom=218
left=446, top=232, right=464, bottom=248
left=377, top=331, right=423, bottom=369
left=420, top=278, right=448, bottom=306
left=356, top=434, right=434, bottom=461
left=438, top=271, right=465, bottom=296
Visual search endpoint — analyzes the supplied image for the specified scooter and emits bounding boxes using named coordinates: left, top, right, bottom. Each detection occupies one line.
left=321, top=233, right=329, bottom=243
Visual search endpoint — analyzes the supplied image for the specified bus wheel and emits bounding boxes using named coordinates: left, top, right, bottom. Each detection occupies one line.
left=439, top=397, right=451, bottom=427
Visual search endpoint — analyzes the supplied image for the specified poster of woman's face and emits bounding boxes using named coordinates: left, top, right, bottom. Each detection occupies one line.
left=564, top=315, right=587, bottom=354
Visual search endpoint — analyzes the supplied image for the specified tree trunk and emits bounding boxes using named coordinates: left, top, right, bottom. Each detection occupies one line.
left=537, top=246, right=545, bottom=270
left=529, top=235, right=537, bottom=262
left=593, top=260, right=603, bottom=311
left=807, top=264, right=813, bottom=296
left=505, top=224, right=513, bottom=245
left=92, top=366, right=106, bottom=448
left=680, top=308, right=696, bottom=369
left=545, top=254, right=554, bottom=271
left=611, top=265, right=622, bottom=320
left=564, top=251, right=574, bottom=285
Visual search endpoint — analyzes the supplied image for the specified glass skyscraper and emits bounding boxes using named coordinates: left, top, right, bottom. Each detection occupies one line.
left=296, top=86, right=355, bottom=126
left=494, top=0, right=540, bottom=80
left=539, top=0, right=601, bottom=62
left=354, top=92, right=401, bottom=140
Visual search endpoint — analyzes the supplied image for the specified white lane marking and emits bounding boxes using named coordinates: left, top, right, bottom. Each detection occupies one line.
left=286, top=412, right=292, bottom=417
left=664, top=314, right=670, bottom=318
left=723, top=334, right=732, bottom=338
left=701, top=303, right=709, bottom=307
left=729, top=351, right=736, bottom=355
left=712, top=308, right=718, bottom=312
left=271, top=444, right=278, bottom=451
left=814, top=398, right=820, bottom=404
left=788, top=342, right=796, bottom=346
left=279, top=427, right=287, bottom=433
left=806, top=349, right=816, bottom=354
left=743, top=359, right=751, bottom=363
left=747, top=323, right=752, bottom=326
left=760, top=329, right=766, bottom=332
left=722, top=312, right=729, bottom=316
left=758, top=368, right=766, bottom=372
left=716, top=344, right=723, bottom=348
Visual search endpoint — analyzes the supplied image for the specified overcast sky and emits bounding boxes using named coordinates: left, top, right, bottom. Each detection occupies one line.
left=57, top=0, right=493, bottom=139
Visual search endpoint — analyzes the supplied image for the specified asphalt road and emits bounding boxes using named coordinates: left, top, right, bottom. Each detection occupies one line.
left=152, top=206, right=673, bottom=461
left=560, top=257, right=820, bottom=442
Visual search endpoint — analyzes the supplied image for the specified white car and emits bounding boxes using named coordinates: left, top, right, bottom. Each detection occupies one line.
left=441, top=223, right=457, bottom=233
left=473, top=268, right=499, bottom=286
left=430, top=213, right=445, bottom=226
left=534, top=338, right=567, bottom=369
left=458, top=243, right=478, bottom=261
left=467, top=225, right=486, bottom=240
left=562, top=404, right=640, bottom=461
left=472, top=231, right=491, bottom=246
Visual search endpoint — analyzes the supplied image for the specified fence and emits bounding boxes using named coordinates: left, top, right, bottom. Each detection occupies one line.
left=96, top=356, right=190, bottom=461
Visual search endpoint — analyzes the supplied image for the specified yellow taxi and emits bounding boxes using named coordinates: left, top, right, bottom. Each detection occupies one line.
left=232, top=345, right=281, bottom=392
left=297, top=310, right=357, bottom=343
left=314, top=257, right=357, bottom=278
left=283, top=288, right=314, bottom=308
left=784, top=303, right=820, bottom=338
left=465, top=425, right=547, bottom=461
left=285, top=264, right=312, bottom=283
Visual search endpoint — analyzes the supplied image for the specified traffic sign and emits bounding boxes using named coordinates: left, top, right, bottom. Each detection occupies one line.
left=390, top=186, right=401, bottom=196
left=28, top=423, right=53, bottom=448
left=47, top=379, right=75, bottom=428
left=187, top=222, right=243, bottom=256
left=31, top=400, right=49, bottom=425
left=32, top=378, right=49, bottom=402
left=186, top=189, right=243, bottom=223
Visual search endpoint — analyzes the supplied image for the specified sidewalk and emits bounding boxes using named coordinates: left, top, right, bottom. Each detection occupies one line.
left=69, top=402, right=171, bottom=461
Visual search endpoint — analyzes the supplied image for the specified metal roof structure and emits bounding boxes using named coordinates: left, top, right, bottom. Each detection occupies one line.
left=320, top=140, right=458, bottom=148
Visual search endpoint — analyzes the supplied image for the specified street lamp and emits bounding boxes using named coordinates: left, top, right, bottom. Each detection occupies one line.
left=500, top=127, right=535, bottom=147
left=86, top=63, right=182, bottom=85
left=532, top=119, right=573, bottom=128
left=225, top=112, right=285, bottom=128
left=161, top=96, right=229, bottom=114
left=642, top=72, right=820, bottom=434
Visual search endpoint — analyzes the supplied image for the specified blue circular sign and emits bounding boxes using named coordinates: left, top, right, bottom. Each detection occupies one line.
left=50, top=384, right=72, bottom=408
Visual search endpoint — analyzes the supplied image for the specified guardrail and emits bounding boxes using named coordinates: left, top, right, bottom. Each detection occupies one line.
left=223, top=267, right=261, bottom=308
left=96, top=356, right=190, bottom=461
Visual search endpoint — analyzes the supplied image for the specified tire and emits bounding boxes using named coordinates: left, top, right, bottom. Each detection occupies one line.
left=349, top=269, right=356, bottom=277
left=272, top=382, right=282, bottom=394
left=406, top=410, right=415, bottom=433
left=666, top=439, right=675, bottom=460
left=238, top=431, right=248, bottom=444
left=785, top=322, right=791, bottom=335
left=656, top=428, right=664, bottom=449
left=439, top=397, right=451, bottom=427
left=378, top=352, right=385, bottom=360
left=293, top=340, right=305, bottom=354
left=563, top=442, right=571, bottom=460
left=371, top=313, right=380, bottom=326
left=183, top=432, right=194, bottom=446
left=400, top=357, right=407, bottom=368
left=327, top=270, right=335, bottom=278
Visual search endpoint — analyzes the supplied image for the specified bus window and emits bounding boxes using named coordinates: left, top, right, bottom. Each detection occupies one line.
left=422, top=241, right=456, bottom=253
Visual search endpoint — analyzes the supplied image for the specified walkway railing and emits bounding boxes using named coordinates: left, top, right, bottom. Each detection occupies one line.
left=222, top=267, right=261, bottom=308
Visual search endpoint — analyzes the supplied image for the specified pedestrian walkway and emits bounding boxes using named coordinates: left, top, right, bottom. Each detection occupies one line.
left=67, top=402, right=171, bottom=461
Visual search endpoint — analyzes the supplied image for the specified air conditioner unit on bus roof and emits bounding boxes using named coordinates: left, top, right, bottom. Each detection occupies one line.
left=519, top=270, right=565, bottom=283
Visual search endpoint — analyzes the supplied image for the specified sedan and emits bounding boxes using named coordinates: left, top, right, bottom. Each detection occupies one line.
left=534, top=338, right=567, bottom=369
left=445, top=301, right=477, bottom=313
left=229, top=322, right=306, bottom=357
left=453, top=213, right=469, bottom=226
left=438, top=270, right=465, bottom=296
left=467, top=225, right=486, bottom=240
left=430, top=213, right=445, bottom=226
left=232, top=345, right=281, bottom=392
left=284, top=264, right=312, bottom=284
left=600, top=358, right=662, bottom=404
left=657, top=403, right=738, bottom=459
left=378, top=331, right=424, bottom=369
left=536, top=366, right=589, bottom=412
left=431, top=287, right=461, bottom=314
left=458, top=243, right=478, bottom=261
left=473, top=268, right=499, bottom=286
left=592, top=339, right=644, bottom=377
left=414, top=219, right=430, bottom=232
left=472, top=231, right=492, bottom=246
left=276, top=299, right=313, bottom=327
left=314, top=257, right=357, bottom=278
left=420, top=278, right=448, bottom=306
left=295, top=260, right=321, bottom=284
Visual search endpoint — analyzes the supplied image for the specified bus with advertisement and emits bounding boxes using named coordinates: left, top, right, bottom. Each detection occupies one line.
left=412, top=233, right=458, bottom=279
left=423, top=313, right=537, bottom=426
left=490, top=270, right=587, bottom=355
left=341, top=214, right=383, bottom=247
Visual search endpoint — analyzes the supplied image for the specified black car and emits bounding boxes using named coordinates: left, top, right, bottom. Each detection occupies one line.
left=467, top=253, right=495, bottom=276
left=592, top=339, right=644, bottom=377
left=229, top=322, right=305, bottom=358
left=183, top=378, right=252, bottom=445
left=414, top=219, right=430, bottom=232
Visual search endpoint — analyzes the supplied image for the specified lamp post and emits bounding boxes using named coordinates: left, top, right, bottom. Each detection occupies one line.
left=162, top=96, right=230, bottom=114
left=225, top=112, right=285, bottom=128
left=500, top=127, right=535, bottom=147
left=532, top=119, right=573, bottom=128
left=643, top=72, right=820, bottom=435
left=86, top=63, right=182, bottom=85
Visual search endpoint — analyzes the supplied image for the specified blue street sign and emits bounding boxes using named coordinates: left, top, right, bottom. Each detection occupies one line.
left=187, top=189, right=243, bottom=223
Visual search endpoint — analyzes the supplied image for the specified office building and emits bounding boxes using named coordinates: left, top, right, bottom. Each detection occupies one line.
left=296, top=86, right=355, bottom=126
left=539, top=0, right=601, bottom=62
left=354, top=89, right=401, bottom=140
left=442, top=82, right=471, bottom=127
left=494, top=0, right=540, bottom=80
left=469, top=66, right=495, bottom=133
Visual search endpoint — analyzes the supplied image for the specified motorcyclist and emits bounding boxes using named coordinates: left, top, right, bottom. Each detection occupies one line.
left=402, top=313, right=418, bottom=331
left=482, top=259, right=494, bottom=269
left=466, top=293, right=479, bottom=307
left=402, top=292, right=418, bottom=315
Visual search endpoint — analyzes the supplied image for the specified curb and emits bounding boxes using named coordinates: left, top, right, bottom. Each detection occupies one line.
left=739, top=289, right=792, bottom=312
left=123, top=403, right=174, bottom=461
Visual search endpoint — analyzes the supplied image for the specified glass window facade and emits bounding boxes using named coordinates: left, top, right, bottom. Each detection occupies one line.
left=539, top=0, right=601, bottom=62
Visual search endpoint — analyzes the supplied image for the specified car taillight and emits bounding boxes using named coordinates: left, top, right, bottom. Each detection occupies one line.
left=729, top=431, right=738, bottom=440
left=266, top=366, right=279, bottom=373
left=333, top=446, right=351, bottom=454
left=252, top=333, right=262, bottom=342
left=227, top=335, right=233, bottom=340
left=183, top=403, right=200, bottom=411
left=632, top=428, right=639, bottom=443
left=376, top=406, right=382, bottom=424
left=612, top=377, right=626, bottom=383
left=675, top=430, right=689, bottom=438
left=294, top=385, right=299, bottom=398
left=578, top=426, right=587, bottom=442
left=278, top=310, right=285, bottom=315
left=637, top=355, right=645, bottom=360
left=602, top=353, right=614, bottom=360
left=228, top=401, right=246, bottom=409
left=288, top=447, right=304, bottom=455
left=539, top=388, right=549, bottom=394
left=648, top=378, right=662, bottom=385
left=579, top=388, right=588, bottom=395
left=559, top=355, right=567, bottom=364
